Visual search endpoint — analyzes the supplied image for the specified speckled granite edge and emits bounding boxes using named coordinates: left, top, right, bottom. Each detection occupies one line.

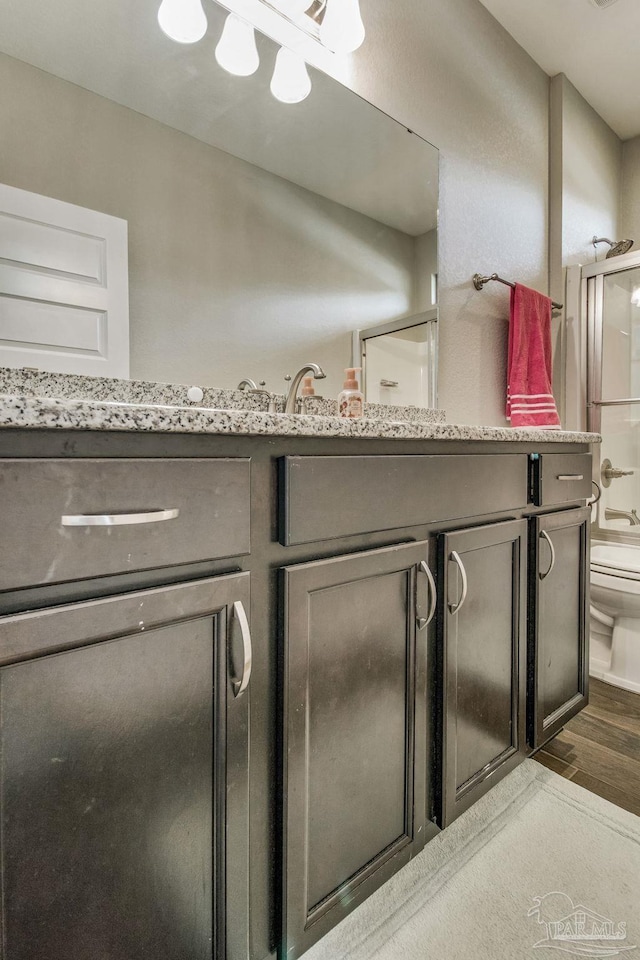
left=0, top=394, right=601, bottom=444
left=300, top=395, right=446, bottom=423
left=0, top=368, right=445, bottom=424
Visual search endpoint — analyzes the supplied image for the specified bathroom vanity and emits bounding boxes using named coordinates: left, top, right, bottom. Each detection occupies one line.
left=0, top=384, right=597, bottom=960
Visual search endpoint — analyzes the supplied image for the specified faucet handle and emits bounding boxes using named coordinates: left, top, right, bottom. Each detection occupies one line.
left=601, top=458, right=634, bottom=486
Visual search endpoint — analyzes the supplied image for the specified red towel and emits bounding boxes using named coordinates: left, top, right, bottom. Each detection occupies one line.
left=507, top=283, right=561, bottom=429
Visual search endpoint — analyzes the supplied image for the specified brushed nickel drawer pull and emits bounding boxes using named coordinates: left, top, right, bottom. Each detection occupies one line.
left=231, top=600, right=252, bottom=698
left=556, top=474, right=584, bottom=481
left=448, top=551, right=468, bottom=615
left=61, top=508, right=180, bottom=527
left=539, top=530, right=556, bottom=580
left=418, top=560, right=437, bottom=628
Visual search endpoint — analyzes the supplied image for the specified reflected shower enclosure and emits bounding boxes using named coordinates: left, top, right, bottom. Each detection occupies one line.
left=356, top=310, right=437, bottom=409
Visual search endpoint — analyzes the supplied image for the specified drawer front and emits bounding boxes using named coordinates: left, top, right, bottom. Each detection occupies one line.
left=280, top=455, right=528, bottom=545
left=531, top=453, right=592, bottom=506
left=0, top=458, right=250, bottom=592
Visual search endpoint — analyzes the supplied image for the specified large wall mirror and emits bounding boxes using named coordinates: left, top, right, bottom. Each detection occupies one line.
left=0, top=0, right=438, bottom=405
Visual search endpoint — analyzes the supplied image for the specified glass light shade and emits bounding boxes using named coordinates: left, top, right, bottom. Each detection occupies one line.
left=319, top=0, right=365, bottom=53
left=632, top=286, right=640, bottom=307
left=157, top=0, right=207, bottom=44
left=270, top=47, right=312, bottom=104
left=215, top=14, right=260, bottom=76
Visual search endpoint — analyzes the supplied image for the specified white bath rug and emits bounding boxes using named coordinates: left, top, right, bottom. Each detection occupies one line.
left=304, top=760, right=640, bottom=960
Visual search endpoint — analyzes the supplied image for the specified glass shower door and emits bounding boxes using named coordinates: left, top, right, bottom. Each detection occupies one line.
left=588, top=257, right=640, bottom=538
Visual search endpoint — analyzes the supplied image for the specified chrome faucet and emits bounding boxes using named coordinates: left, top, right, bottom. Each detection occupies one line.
left=237, top=378, right=258, bottom=391
left=284, top=363, right=326, bottom=414
left=604, top=507, right=640, bottom=526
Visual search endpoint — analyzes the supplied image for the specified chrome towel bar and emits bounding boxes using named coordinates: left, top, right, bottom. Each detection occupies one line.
left=473, top=273, right=563, bottom=311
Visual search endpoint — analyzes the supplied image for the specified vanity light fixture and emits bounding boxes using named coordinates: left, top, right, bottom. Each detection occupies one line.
left=215, top=13, right=260, bottom=75
left=270, top=47, right=312, bottom=102
left=158, top=0, right=208, bottom=44
left=319, top=0, right=365, bottom=53
left=157, top=0, right=365, bottom=105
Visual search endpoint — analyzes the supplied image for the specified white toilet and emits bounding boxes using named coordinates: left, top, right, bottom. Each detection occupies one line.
left=590, top=541, right=640, bottom=693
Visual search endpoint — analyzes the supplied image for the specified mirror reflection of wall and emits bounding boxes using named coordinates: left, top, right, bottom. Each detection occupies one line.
left=0, top=0, right=438, bottom=404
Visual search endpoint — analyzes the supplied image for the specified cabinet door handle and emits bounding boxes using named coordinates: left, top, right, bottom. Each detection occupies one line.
left=448, top=551, right=468, bottom=615
left=539, top=530, right=556, bottom=580
left=61, top=508, right=180, bottom=527
left=231, top=600, right=252, bottom=698
left=557, top=474, right=584, bottom=481
left=417, top=560, right=437, bottom=629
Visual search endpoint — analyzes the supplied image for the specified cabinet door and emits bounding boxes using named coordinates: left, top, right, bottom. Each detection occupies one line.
left=529, top=507, right=590, bottom=749
left=0, top=573, right=251, bottom=960
left=440, top=520, right=527, bottom=827
left=282, top=541, right=429, bottom=959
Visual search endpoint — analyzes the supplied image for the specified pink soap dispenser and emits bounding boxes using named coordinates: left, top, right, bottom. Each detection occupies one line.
left=338, top=367, right=364, bottom=418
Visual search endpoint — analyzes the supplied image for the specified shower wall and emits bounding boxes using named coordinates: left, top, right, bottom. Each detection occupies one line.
left=621, top=135, right=640, bottom=249
left=554, top=75, right=623, bottom=271
left=598, top=407, right=640, bottom=528
left=550, top=75, right=622, bottom=428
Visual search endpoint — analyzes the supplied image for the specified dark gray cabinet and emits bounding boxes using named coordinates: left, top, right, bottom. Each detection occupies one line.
left=528, top=507, right=590, bottom=749
left=0, top=572, right=251, bottom=960
left=0, top=431, right=593, bottom=960
left=281, top=541, right=430, bottom=959
left=0, top=458, right=251, bottom=592
left=439, top=520, right=528, bottom=827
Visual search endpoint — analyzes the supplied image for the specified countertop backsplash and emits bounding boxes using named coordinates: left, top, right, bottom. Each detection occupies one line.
left=0, top=367, right=445, bottom=424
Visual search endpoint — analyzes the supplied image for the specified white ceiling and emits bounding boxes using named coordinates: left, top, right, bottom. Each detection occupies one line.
left=0, top=0, right=438, bottom=235
left=478, top=0, right=640, bottom=140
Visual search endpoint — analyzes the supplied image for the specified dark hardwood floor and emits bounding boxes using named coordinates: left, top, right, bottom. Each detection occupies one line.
left=534, top=677, right=640, bottom=817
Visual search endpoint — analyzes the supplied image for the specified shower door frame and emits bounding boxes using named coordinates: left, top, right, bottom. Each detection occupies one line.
left=584, top=246, right=640, bottom=433
left=583, top=247, right=640, bottom=543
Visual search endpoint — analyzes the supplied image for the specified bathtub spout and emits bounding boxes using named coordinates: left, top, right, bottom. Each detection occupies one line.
left=604, top=507, right=640, bottom=525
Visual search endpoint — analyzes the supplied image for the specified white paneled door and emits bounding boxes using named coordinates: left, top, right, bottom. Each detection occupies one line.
left=0, top=184, right=129, bottom=377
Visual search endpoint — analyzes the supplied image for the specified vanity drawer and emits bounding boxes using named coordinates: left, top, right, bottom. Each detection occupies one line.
left=280, top=454, right=528, bottom=545
left=530, top=453, right=592, bottom=506
left=0, top=458, right=251, bottom=592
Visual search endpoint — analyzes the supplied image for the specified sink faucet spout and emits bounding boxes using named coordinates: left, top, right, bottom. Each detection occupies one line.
left=284, top=364, right=326, bottom=414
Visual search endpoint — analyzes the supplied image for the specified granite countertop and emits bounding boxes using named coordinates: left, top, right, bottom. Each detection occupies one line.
left=0, top=369, right=600, bottom=444
left=0, top=394, right=600, bottom=444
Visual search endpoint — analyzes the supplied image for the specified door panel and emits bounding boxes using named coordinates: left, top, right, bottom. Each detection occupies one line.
left=440, top=520, right=527, bottom=827
left=1, top=621, right=213, bottom=960
left=530, top=508, right=589, bottom=749
left=282, top=541, right=428, bottom=958
left=0, top=182, right=129, bottom=378
left=305, top=571, right=408, bottom=909
left=0, top=572, right=250, bottom=960
left=454, top=540, right=516, bottom=787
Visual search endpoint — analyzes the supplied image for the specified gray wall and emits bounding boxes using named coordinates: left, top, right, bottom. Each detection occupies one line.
left=342, top=0, right=550, bottom=424
left=621, top=135, right=640, bottom=245
left=1, top=0, right=555, bottom=425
